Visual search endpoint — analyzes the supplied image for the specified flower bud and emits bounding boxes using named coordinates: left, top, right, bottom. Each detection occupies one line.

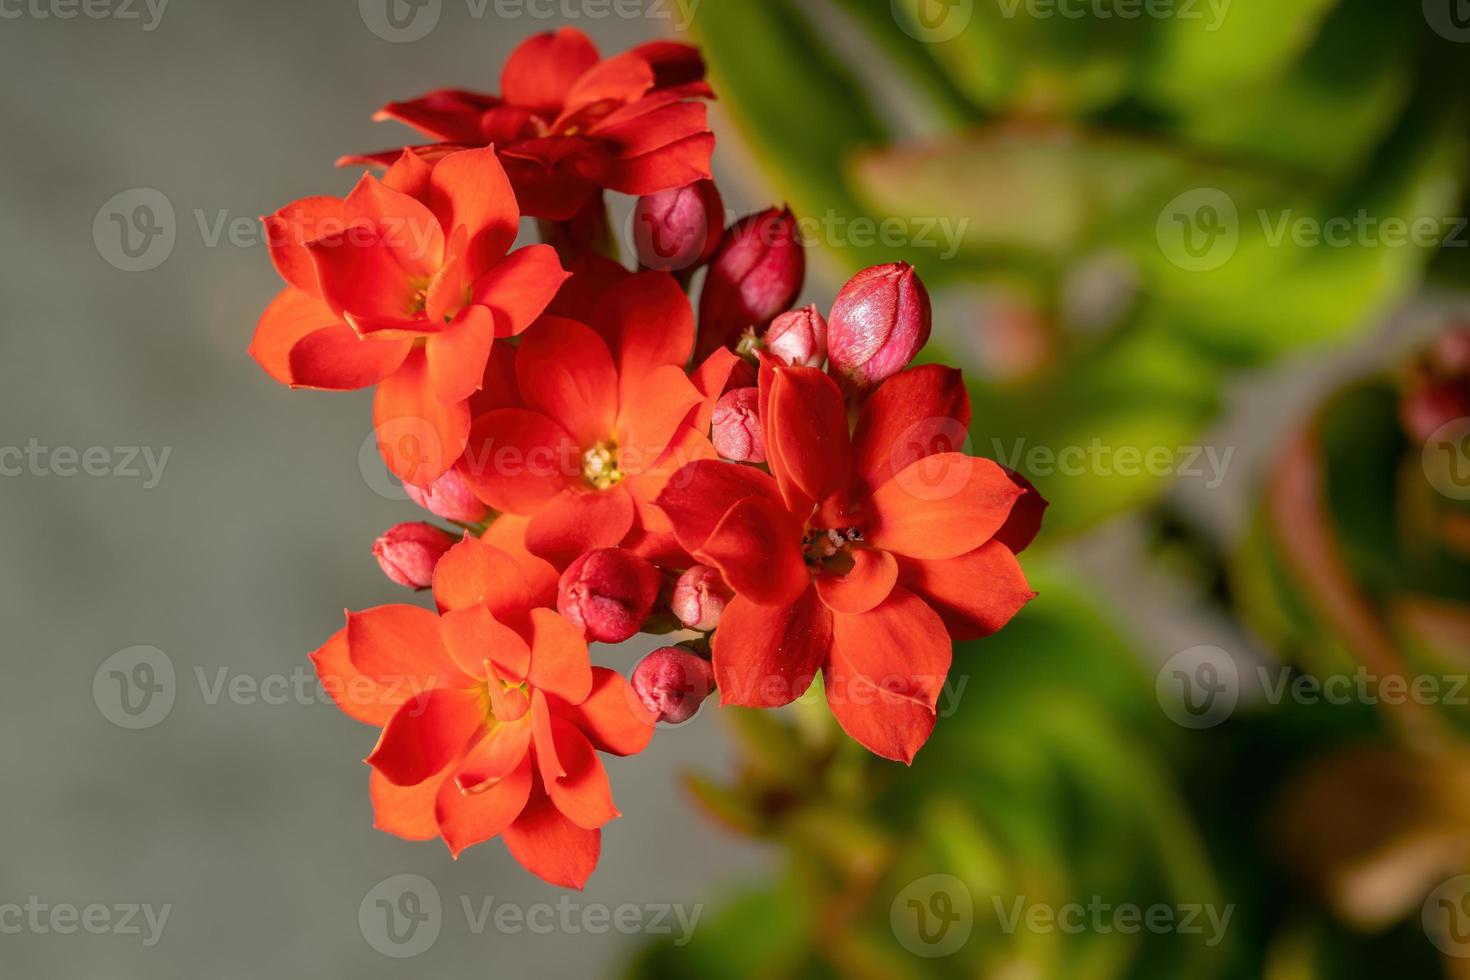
left=373, top=522, right=456, bottom=590
left=709, top=388, right=765, bottom=463
left=557, top=548, right=663, bottom=643
left=764, top=305, right=828, bottom=368
left=632, top=179, right=724, bottom=273
left=1401, top=326, right=1470, bottom=444
left=405, top=466, right=490, bottom=524
left=670, top=565, right=732, bottom=631
left=632, top=647, right=715, bottom=724
left=696, top=207, right=806, bottom=360
left=827, top=262, right=932, bottom=392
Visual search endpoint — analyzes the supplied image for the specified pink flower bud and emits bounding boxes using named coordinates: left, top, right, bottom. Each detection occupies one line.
left=709, top=388, right=765, bottom=463
left=632, top=179, right=724, bottom=273
left=404, top=467, right=490, bottom=524
left=827, top=262, right=932, bottom=392
left=557, top=548, right=663, bottom=643
left=764, top=304, right=828, bottom=368
left=632, top=647, right=715, bottom=724
left=670, top=565, right=732, bottom=631
left=373, top=522, right=456, bottom=590
left=696, top=207, right=806, bottom=359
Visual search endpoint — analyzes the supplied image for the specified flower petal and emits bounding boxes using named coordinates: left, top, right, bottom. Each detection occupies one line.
left=346, top=604, right=467, bottom=693
left=431, top=536, right=532, bottom=623
left=850, top=365, right=970, bottom=499
left=374, top=348, right=472, bottom=486
left=426, top=147, right=519, bottom=277
left=524, top=485, right=635, bottom=570
left=370, top=767, right=446, bottom=841
left=426, top=305, right=495, bottom=405
left=814, top=547, right=898, bottom=615
left=711, top=589, right=830, bottom=708
left=500, top=27, right=601, bottom=114
left=438, top=604, right=531, bottom=682
left=615, top=364, right=703, bottom=476
left=288, top=323, right=411, bottom=392
left=366, top=687, right=485, bottom=786
left=311, top=626, right=399, bottom=726
left=551, top=667, right=655, bottom=756
left=469, top=244, right=571, bottom=337
left=826, top=588, right=950, bottom=764
left=696, top=495, right=808, bottom=608
left=515, top=316, right=618, bottom=448
left=765, top=364, right=850, bottom=512
left=655, top=459, right=785, bottom=555
left=461, top=408, right=579, bottom=514
left=264, top=196, right=342, bottom=296
left=542, top=715, right=619, bottom=831
left=436, top=752, right=534, bottom=858
left=454, top=719, right=533, bottom=792
left=896, top=541, right=1037, bottom=641
left=479, top=514, right=560, bottom=609
left=502, top=777, right=602, bottom=889
left=865, top=455, right=1024, bottom=561
left=595, top=272, right=694, bottom=398
left=526, top=608, right=593, bottom=704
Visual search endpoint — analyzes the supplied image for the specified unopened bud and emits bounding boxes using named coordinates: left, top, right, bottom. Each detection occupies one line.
left=373, top=522, right=456, bottom=590
left=670, top=565, right=732, bottom=631
left=632, top=647, right=715, bottom=724
left=557, top=548, right=663, bottom=643
left=696, top=207, right=806, bottom=359
left=632, top=179, right=724, bottom=273
left=710, top=388, right=765, bottom=463
left=764, top=304, right=828, bottom=368
left=1402, top=326, right=1470, bottom=443
left=827, top=262, right=932, bottom=392
left=405, top=466, right=490, bottom=524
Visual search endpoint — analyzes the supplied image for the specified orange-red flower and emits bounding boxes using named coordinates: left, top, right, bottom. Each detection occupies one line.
left=312, top=536, right=654, bottom=888
left=459, top=271, right=729, bottom=569
left=249, top=148, right=569, bottom=485
left=342, top=28, right=714, bottom=220
left=656, top=362, right=1044, bottom=763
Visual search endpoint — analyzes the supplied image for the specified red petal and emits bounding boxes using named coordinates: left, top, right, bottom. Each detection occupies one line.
left=431, top=536, right=532, bottom=623
left=585, top=131, right=715, bottom=196
left=382, top=148, right=434, bottom=199
left=500, top=27, right=601, bottom=114
left=502, top=779, right=602, bottom=889
left=826, top=588, right=950, bottom=764
left=346, top=604, right=468, bottom=693
left=766, top=365, right=851, bottom=511
left=547, top=254, right=633, bottom=322
left=560, top=50, right=654, bottom=116
left=373, top=89, right=499, bottom=144
left=851, top=365, right=971, bottom=499
left=367, top=687, right=485, bottom=786
left=526, top=608, right=594, bottom=704
left=865, top=455, right=1023, bottom=561
left=466, top=341, right=521, bottom=418
left=426, top=147, right=519, bottom=277
left=425, top=305, right=495, bottom=405
left=370, top=767, right=446, bottom=841
left=524, top=485, right=636, bottom=570
left=687, top=347, right=743, bottom=434
left=479, top=514, right=559, bottom=608
left=515, top=316, right=618, bottom=448
left=654, top=459, right=785, bottom=555
left=994, top=469, right=1048, bottom=554
left=251, top=287, right=392, bottom=389
left=591, top=271, right=695, bottom=392
left=542, top=715, right=619, bottom=830
left=814, top=548, right=898, bottom=615
left=469, top=245, right=571, bottom=337
left=552, top=667, right=655, bottom=756
left=711, top=589, right=831, bottom=708
left=437, top=604, right=531, bottom=682
left=289, top=324, right=411, bottom=391
left=264, top=196, right=342, bottom=296
left=453, top=719, right=532, bottom=792
left=459, top=408, right=578, bottom=514
left=374, top=348, right=471, bottom=486
left=310, top=626, right=398, bottom=726
left=696, top=495, right=808, bottom=608
left=896, top=541, right=1036, bottom=641
left=615, top=364, right=703, bottom=477
left=343, top=171, right=445, bottom=274
left=436, top=752, right=534, bottom=858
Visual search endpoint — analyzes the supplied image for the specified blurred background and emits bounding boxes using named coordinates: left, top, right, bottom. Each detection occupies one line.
left=3, top=0, right=1470, bottom=976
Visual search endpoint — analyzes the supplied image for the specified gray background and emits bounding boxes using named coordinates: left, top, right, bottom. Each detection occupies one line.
left=0, top=2, right=777, bottom=976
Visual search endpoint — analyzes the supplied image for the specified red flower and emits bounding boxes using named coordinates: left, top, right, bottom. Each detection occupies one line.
left=460, top=271, right=728, bottom=569
left=342, top=29, right=715, bottom=220
left=250, top=148, right=569, bottom=485
left=656, top=362, right=1044, bottom=763
left=311, top=536, right=654, bottom=888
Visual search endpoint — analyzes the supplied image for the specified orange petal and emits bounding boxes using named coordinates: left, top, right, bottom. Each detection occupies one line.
left=524, top=485, right=635, bottom=570
left=431, top=536, right=532, bottom=623
left=826, top=588, right=950, bottom=764
left=526, top=608, right=593, bottom=704
left=346, top=604, right=467, bottom=692
left=592, top=270, right=695, bottom=396
left=697, top=495, right=808, bottom=607
left=250, top=287, right=339, bottom=385
left=468, top=245, right=572, bottom=337
left=502, top=779, right=602, bottom=889
left=654, top=458, right=784, bottom=555
left=615, top=364, right=703, bottom=476
left=551, top=667, right=655, bottom=756
left=310, top=626, right=399, bottom=727
left=342, top=171, right=444, bottom=276
left=438, top=604, right=531, bottom=682
left=366, top=687, right=485, bottom=786
left=711, top=590, right=830, bottom=708
left=289, top=323, right=411, bottom=391
left=370, top=766, right=446, bottom=841
left=460, top=408, right=578, bottom=515
left=766, top=365, right=850, bottom=511
left=896, top=541, right=1037, bottom=641
left=851, top=365, right=970, bottom=499
left=454, top=718, right=533, bottom=792
left=426, top=305, right=495, bottom=405
left=479, top=514, right=559, bottom=608
left=814, top=547, right=898, bottom=615
left=373, top=348, right=471, bottom=486
left=500, top=27, right=600, bottom=114
left=865, top=455, right=1023, bottom=561
left=425, top=147, right=519, bottom=277
left=514, top=316, right=618, bottom=448
left=264, top=196, right=343, bottom=296
left=436, top=752, right=534, bottom=858
left=541, top=715, right=619, bottom=831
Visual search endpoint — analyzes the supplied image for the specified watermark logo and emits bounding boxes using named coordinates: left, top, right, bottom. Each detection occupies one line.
left=0, top=0, right=168, bottom=30
left=1424, top=875, right=1470, bottom=957
left=94, top=188, right=175, bottom=272
left=1157, top=188, right=1239, bottom=272
left=1423, top=417, right=1470, bottom=501
left=891, top=874, right=974, bottom=957
left=894, top=0, right=974, bottom=42
left=360, top=875, right=442, bottom=958
left=1424, top=0, right=1470, bottom=42
left=992, top=896, right=1232, bottom=946
left=93, top=646, right=176, bottom=730
left=1156, top=645, right=1239, bottom=730
left=359, top=0, right=441, bottom=42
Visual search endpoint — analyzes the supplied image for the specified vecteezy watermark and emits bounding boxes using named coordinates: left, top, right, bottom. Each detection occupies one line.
left=1158, top=188, right=1470, bottom=272
left=0, top=0, right=167, bottom=30
left=0, top=440, right=170, bottom=488
left=994, top=0, right=1231, bottom=30
left=93, top=188, right=176, bottom=273
left=0, top=897, right=171, bottom=947
left=1156, top=646, right=1470, bottom=729
left=1424, top=0, right=1470, bottom=43
left=991, top=896, right=1234, bottom=947
left=92, top=646, right=444, bottom=730
left=1423, top=416, right=1470, bottom=501
left=990, top=438, right=1235, bottom=490
left=1424, top=875, right=1470, bottom=957
left=893, top=0, right=975, bottom=43
left=358, top=875, right=702, bottom=958
left=359, top=0, right=699, bottom=43
left=891, top=875, right=975, bottom=957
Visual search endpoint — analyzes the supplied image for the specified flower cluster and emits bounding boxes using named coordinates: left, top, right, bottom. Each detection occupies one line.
left=251, top=29, right=1044, bottom=888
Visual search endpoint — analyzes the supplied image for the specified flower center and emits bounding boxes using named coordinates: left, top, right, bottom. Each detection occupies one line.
left=407, top=277, right=431, bottom=315
left=803, top=526, right=863, bottom=573
left=582, top=441, right=623, bottom=490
